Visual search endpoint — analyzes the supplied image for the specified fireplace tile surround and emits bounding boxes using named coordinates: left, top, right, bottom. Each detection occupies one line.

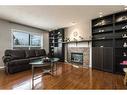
left=67, top=47, right=90, bottom=67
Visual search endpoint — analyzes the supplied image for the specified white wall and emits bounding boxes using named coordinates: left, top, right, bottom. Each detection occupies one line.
left=0, top=19, right=49, bottom=68
left=64, top=20, right=92, bottom=67
left=65, top=20, right=92, bottom=41
left=43, top=32, right=49, bottom=53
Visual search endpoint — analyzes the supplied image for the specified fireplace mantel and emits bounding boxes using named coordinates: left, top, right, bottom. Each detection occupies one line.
left=63, top=40, right=91, bottom=44
left=63, top=40, right=91, bottom=47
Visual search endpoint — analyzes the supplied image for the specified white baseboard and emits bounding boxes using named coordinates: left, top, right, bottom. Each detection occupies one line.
left=0, top=66, right=5, bottom=70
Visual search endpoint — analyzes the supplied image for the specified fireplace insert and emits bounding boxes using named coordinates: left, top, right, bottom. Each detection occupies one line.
left=71, top=52, right=83, bottom=64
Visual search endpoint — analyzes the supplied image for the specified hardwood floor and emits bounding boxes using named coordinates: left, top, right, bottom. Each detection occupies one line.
left=0, top=63, right=127, bottom=90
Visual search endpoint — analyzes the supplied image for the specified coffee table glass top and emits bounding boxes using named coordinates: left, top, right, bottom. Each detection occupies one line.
left=29, top=57, right=59, bottom=65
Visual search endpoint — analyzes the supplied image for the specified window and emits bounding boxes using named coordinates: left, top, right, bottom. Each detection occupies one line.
left=13, top=31, right=29, bottom=46
left=30, top=34, right=41, bottom=46
left=12, top=29, right=42, bottom=49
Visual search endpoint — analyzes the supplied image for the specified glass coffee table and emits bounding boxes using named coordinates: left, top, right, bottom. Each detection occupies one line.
left=29, top=57, right=59, bottom=89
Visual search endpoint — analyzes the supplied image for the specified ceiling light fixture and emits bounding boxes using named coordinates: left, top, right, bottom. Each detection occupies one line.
left=49, top=29, right=52, bottom=31
left=71, top=22, right=76, bottom=26
left=99, top=12, right=103, bottom=18
left=124, top=6, right=127, bottom=10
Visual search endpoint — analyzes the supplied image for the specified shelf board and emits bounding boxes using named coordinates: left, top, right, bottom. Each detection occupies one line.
left=115, top=56, right=127, bottom=58
left=49, top=38, right=54, bottom=39
left=115, top=28, right=127, bottom=32
left=92, top=46, right=113, bottom=48
left=49, top=34, right=62, bottom=37
left=92, top=23, right=113, bottom=29
left=92, top=38, right=113, bottom=41
left=115, top=37, right=127, bottom=40
left=92, top=30, right=113, bottom=35
left=49, top=42, right=64, bottom=44
left=53, top=34, right=62, bottom=36
left=115, top=20, right=127, bottom=25
left=49, top=38, right=62, bottom=40
left=115, top=47, right=127, bottom=48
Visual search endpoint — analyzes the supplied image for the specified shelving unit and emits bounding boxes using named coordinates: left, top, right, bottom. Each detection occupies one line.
left=92, top=14, right=114, bottom=47
left=92, top=10, right=127, bottom=74
left=49, top=28, right=65, bottom=62
left=114, top=11, right=127, bottom=74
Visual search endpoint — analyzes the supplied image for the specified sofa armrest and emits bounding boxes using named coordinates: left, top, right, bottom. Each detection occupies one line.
left=47, top=53, right=52, bottom=58
left=2, top=56, right=13, bottom=63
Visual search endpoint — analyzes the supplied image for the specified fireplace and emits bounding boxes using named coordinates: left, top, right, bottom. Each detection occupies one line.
left=71, top=53, right=83, bottom=64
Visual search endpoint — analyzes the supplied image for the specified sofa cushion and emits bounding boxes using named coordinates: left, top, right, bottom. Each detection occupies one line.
left=8, top=59, right=29, bottom=66
left=8, top=64, right=31, bottom=74
left=35, top=49, right=46, bottom=57
left=5, top=50, right=26, bottom=59
left=25, top=50, right=36, bottom=58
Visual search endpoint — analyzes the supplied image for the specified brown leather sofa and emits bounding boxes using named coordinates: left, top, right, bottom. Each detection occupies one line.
left=2, top=49, right=46, bottom=74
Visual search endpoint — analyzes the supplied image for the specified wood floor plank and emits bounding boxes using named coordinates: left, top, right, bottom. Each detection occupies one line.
left=0, top=63, right=127, bottom=90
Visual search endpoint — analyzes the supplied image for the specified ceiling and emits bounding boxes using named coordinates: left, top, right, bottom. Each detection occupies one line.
left=0, top=5, right=125, bottom=31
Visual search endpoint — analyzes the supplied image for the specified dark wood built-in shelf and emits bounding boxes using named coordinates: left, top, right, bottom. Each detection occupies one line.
left=92, top=10, right=127, bottom=74
left=49, top=28, right=65, bottom=62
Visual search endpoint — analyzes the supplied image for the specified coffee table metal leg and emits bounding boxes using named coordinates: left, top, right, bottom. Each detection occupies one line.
left=51, top=64, right=53, bottom=75
left=55, top=62, right=57, bottom=71
left=32, top=65, right=34, bottom=89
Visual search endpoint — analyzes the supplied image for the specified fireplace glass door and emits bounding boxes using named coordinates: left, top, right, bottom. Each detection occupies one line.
left=71, top=53, right=83, bottom=64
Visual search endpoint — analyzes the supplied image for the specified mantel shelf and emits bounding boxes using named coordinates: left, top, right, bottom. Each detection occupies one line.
left=63, top=40, right=91, bottom=44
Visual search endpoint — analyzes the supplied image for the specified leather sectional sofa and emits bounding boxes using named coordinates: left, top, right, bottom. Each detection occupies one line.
left=3, top=49, right=46, bottom=74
